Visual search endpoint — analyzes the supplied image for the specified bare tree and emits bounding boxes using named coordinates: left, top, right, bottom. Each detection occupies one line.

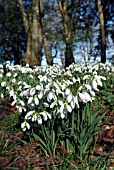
left=58, top=0, right=74, bottom=67
left=96, top=0, right=106, bottom=63
left=18, top=0, right=44, bottom=67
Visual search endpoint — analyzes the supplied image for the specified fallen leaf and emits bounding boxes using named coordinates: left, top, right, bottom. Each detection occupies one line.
left=0, top=156, right=12, bottom=168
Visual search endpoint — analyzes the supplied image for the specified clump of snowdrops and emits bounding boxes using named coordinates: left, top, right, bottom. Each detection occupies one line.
left=0, top=61, right=114, bottom=158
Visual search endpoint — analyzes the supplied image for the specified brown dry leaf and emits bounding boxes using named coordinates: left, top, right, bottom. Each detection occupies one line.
left=13, top=158, right=27, bottom=170
left=29, top=155, right=63, bottom=166
left=108, top=162, right=114, bottom=170
left=18, top=144, right=32, bottom=157
left=103, top=137, right=114, bottom=143
left=94, top=145, right=104, bottom=155
left=107, top=126, right=114, bottom=139
left=15, top=131, right=24, bottom=137
left=109, top=84, right=114, bottom=89
left=33, top=166, right=42, bottom=170
left=56, top=145, right=67, bottom=156
left=0, top=156, right=12, bottom=168
left=0, top=130, right=5, bottom=135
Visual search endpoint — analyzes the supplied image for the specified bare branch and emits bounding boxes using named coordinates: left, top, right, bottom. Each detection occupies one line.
left=18, top=0, right=29, bottom=33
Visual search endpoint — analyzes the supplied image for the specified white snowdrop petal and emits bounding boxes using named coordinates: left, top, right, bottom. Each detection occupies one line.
left=34, top=96, right=39, bottom=105
left=67, top=94, right=73, bottom=103
left=36, top=85, right=41, bottom=90
left=61, top=113, right=65, bottom=119
left=65, top=88, right=70, bottom=95
left=38, top=91, right=43, bottom=99
left=92, top=79, right=99, bottom=91
left=58, top=100, right=63, bottom=106
left=67, top=104, right=72, bottom=113
left=38, top=117, right=42, bottom=124
left=28, top=97, right=33, bottom=104
left=26, top=122, right=30, bottom=129
left=30, top=88, right=36, bottom=96
left=44, top=102, right=49, bottom=107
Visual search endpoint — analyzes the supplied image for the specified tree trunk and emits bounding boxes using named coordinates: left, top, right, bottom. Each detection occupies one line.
left=18, top=0, right=43, bottom=67
left=96, top=0, right=106, bottom=63
left=58, top=0, right=74, bottom=68
left=43, top=35, right=53, bottom=66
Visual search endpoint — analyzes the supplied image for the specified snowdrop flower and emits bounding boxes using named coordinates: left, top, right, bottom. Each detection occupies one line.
left=6, top=72, right=11, bottom=77
left=89, top=90, right=95, bottom=97
left=25, top=110, right=35, bottom=120
left=28, top=96, right=33, bottom=104
left=16, top=104, right=23, bottom=114
left=58, top=100, right=72, bottom=119
left=12, top=78, right=16, bottom=83
left=85, top=84, right=92, bottom=90
left=74, top=95, right=79, bottom=108
left=47, top=91, right=57, bottom=102
left=37, top=117, right=42, bottom=124
left=67, top=93, right=73, bottom=103
left=21, top=121, right=30, bottom=131
left=20, top=100, right=25, bottom=106
left=38, top=90, right=43, bottom=99
left=1, top=81, right=6, bottom=87
left=11, top=100, right=17, bottom=106
left=0, top=64, right=3, bottom=68
left=24, top=84, right=31, bottom=89
left=65, top=88, right=70, bottom=95
left=44, top=102, right=49, bottom=107
left=9, top=90, right=15, bottom=97
left=36, top=85, right=42, bottom=90
left=34, top=95, right=39, bottom=105
left=1, top=93, right=4, bottom=98
left=78, top=92, right=92, bottom=103
left=29, top=88, right=36, bottom=96
left=39, top=111, right=51, bottom=121
left=91, top=79, right=99, bottom=91
left=32, top=114, right=37, bottom=122
left=61, top=83, right=67, bottom=91
left=20, top=89, right=29, bottom=97
left=50, top=101, right=57, bottom=108
left=14, top=73, right=18, bottom=77
left=0, top=74, right=3, bottom=78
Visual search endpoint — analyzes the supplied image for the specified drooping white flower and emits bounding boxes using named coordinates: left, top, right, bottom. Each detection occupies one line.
left=25, top=110, right=35, bottom=120
left=28, top=96, right=33, bottom=104
left=1, top=93, right=4, bottom=98
left=50, top=101, right=57, bottom=108
left=89, top=90, right=95, bottom=97
left=29, top=88, right=36, bottom=96
left=78, top=92, right=92, bottom=103
left=74, top=95, right=79, bottom=108
left=16, top=104, right=23, bottom=114
left=0, top=74, right=3, bottom=78
left=34, top=96, right=39, bottom=105
left=6, top=72, right=11, bottom=77
left=38, top=91, right=43, bottom=99
left=21, top=121, right=30, bottom=131
left=1, top=81, right=6, bottom=87
left=67, top=94, right=73, bottom=103
left=9, top=90, right=15, bottom=97
left=47, top=91, right=57, bottom=102
left=92, top=79, right=99, bottom=91
left=20, top=100, right=25, bottom=106
left=39, top=111, right=51, bottom=121
left=37, top=117, right=42, bottom=124
left=65, top=88, right=70, bottom=95
left=44, top=102, right=49, bottom=107
left=36, top=85, right=42, bottom=90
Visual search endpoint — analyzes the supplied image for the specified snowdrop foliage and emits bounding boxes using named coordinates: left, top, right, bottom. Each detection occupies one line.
left=0, top=61, right=114, bottom=131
